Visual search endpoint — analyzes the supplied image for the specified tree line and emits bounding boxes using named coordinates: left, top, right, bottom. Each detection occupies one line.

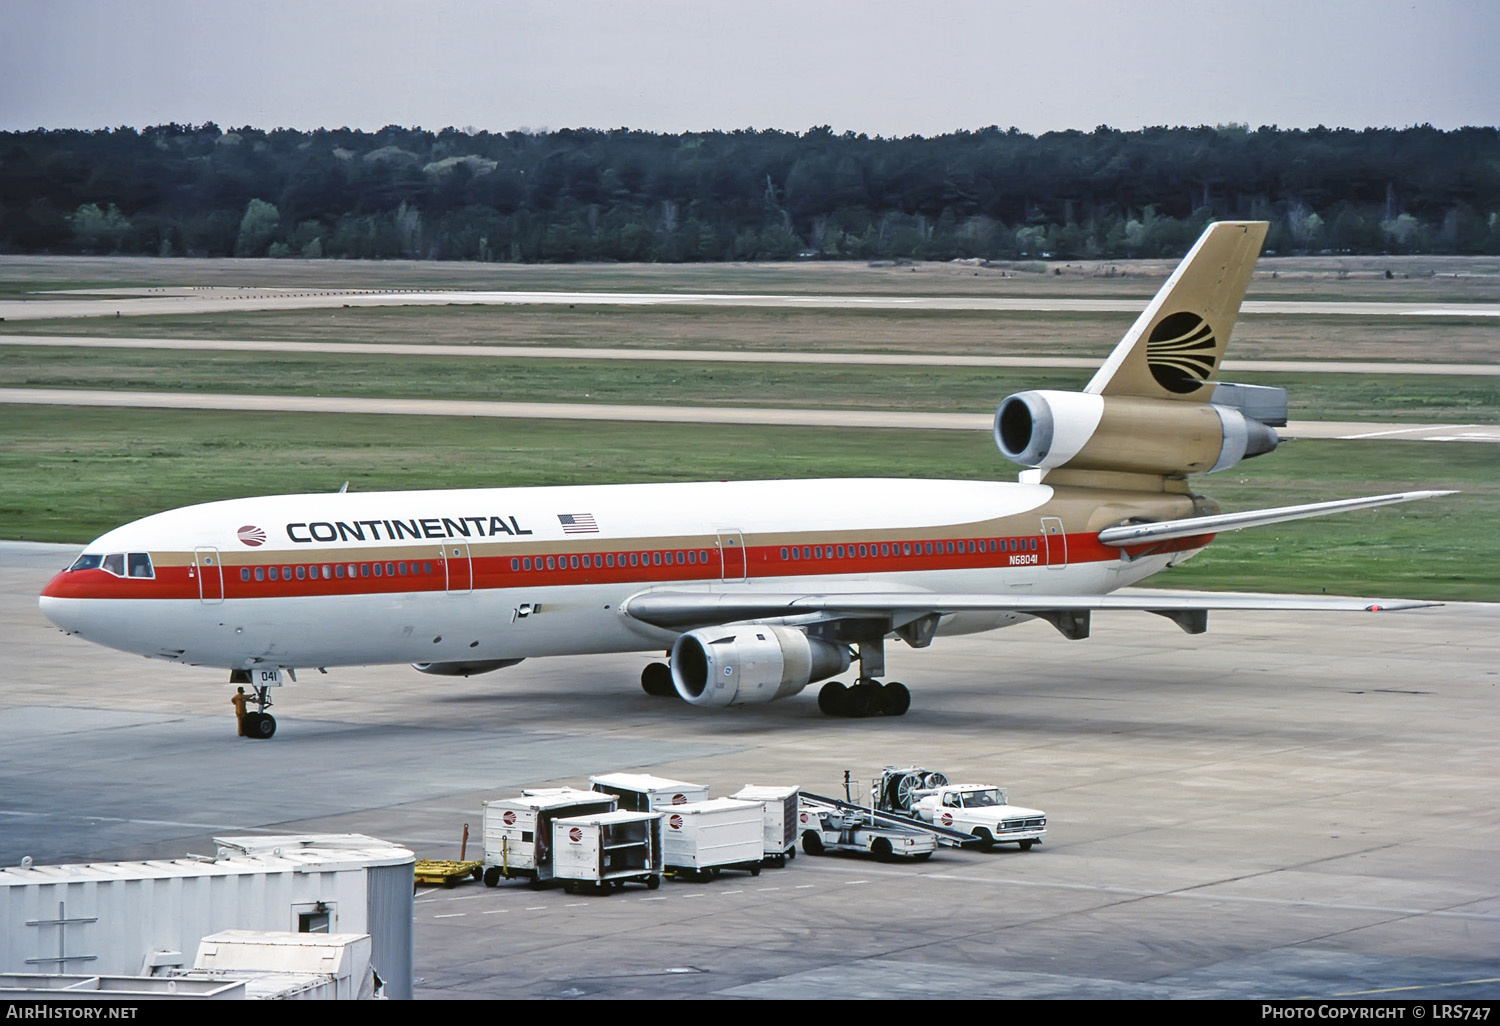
left=3, top=122, right=1498, bottom=262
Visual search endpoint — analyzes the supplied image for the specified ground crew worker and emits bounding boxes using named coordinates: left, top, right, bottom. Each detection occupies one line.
left=230, top=687, right=250, bottom=736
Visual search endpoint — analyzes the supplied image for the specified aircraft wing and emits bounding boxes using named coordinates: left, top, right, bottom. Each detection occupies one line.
left=621, top=588, right=1440, bottom=632
left=1097, top=490, right=1456, bottom=546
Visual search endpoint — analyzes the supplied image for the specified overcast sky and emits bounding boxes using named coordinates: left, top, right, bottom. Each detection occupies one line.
left=3, top=0, right=1496, bottom=136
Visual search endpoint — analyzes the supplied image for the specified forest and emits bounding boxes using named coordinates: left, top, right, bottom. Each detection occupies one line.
left=3, top=122, right=1498, bottom=262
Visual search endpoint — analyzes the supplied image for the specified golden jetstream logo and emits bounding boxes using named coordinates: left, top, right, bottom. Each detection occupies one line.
left=1146, top=312, right=1217, bottom=393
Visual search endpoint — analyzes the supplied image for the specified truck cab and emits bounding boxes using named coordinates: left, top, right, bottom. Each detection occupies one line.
left=909, top=785, right=1046, bottom=851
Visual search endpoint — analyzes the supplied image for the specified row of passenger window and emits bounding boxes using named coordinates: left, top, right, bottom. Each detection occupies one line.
left=231, top=536, right=1036, bottom=586
left=239, top=560, right=436, bottom=583
left=779, top=538, right=1038, bottom=561
left=509, top=549, right=712, bottom=572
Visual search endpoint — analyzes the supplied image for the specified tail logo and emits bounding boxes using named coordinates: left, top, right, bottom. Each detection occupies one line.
left=1147, top=312, right=1218, bottom=394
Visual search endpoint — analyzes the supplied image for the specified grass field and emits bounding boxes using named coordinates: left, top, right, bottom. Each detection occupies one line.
left=4, top=252, right=1499, bottom=302
left=2, top=406, right=1492, bottom=600
left=7, top=304, right=1500, bottom=365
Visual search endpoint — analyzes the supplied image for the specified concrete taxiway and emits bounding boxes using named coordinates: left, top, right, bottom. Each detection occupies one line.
left=3, top=286, right=1498, bottom=321
left=3, top=542, right=1497, bottom=999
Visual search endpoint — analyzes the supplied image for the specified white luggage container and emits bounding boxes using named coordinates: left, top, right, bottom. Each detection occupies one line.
left=660, top=798, right=766, bottom=880
left=588, top=772, right=709, bottom=812
left=550, top=811, right=663, bottom=894
left=482, top=789, right=617, bottom=886
left=731, top=785, right=800, bottom=867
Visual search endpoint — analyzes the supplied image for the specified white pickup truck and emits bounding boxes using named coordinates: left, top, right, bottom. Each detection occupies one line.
left=908, top=785, right=1047, bottom=851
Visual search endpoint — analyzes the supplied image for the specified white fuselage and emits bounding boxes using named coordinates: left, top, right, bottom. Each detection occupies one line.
left=40, top=477, right=1189, bottom=672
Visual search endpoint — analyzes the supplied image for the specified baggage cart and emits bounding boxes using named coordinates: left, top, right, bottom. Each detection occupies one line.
left=551, top=811, right=663, bottom=894
left=660, top=798, right=765, bottom=880
left=587, top=772, right=709, bottom=812
left=730, top=784, right=800, bottom=867
left=482, top=789, right=617, bottom=886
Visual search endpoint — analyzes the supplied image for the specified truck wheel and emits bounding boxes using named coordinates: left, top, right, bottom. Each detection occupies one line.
left=1020, top=840, right=1035, bottom=851
left=750, top=864, right=761, bottom=877
left=912, top=852, right=932, bottom=862
left=974, top=828, right=995, bottom=853
left=802, top=831, right=825, bottom=856
left=483, top=867, right=501, bottom=887
left=645, top=875, right=661, bottom=890
left=871, top=838, right=893, bottom=862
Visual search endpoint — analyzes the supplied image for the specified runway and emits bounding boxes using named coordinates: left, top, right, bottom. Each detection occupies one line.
left=5, top=334, right=1497, bottom=377
left=4, top=542, right=1497, bottom=999
left=3, top=286, right=1498, bottom=321
left=3, top=386, right=1497, bottom=442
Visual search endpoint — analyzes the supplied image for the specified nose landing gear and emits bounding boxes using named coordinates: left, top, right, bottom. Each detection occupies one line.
left=229, top=670, right=278, bottom=739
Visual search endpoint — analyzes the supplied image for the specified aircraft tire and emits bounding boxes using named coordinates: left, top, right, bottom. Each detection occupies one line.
left=817, top=681, right=848, bottom=716
left=881, top=682, right=911, bottom=716
left=244, top=712, right=276, bottom=739
left=845, top=680, right=879, bottom=718
left=641, top=662, right=673, bottom=697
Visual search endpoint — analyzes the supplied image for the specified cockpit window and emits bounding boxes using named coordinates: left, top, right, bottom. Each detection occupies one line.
left=69, top=553, right=103, bottom=572
left=94, top=552, right=154, bottom=578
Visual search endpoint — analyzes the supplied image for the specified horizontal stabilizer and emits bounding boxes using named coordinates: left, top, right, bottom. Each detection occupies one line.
left=1096, top=490, right=1457, bottom=547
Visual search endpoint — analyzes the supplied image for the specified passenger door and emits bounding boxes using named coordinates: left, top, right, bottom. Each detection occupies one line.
left=194, top=547, right=224, bottom=603
left=1041, top=517, right=1067, bottom=569
left=717, top=530, right=746, bottom=582
left=441, top=542, right=473, bottom=593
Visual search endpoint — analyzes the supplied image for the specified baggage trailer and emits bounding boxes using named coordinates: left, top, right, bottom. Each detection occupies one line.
left=551, top=811, right=664, bottom=894
left=587, top=772, right=709, bottom=812
left=797, top=794, right=939, bottom=861
left=660, top=798, right=766, bottom=880
left=730, top=784, right=800, bottom=867
left=482, top=789, right=618, bottom=886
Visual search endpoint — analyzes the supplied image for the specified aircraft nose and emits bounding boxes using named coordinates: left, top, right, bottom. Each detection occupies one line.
left=40, top=570, right=89, bottom=633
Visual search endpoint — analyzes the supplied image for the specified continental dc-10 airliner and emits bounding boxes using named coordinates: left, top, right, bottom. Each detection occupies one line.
left=39, top=222, right=1452, bottom=738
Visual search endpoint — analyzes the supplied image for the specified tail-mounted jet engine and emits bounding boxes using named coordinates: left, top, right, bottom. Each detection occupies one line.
left=994, top=387, right=1280, bottom=478
left=670, top=625, right=850, bottom=708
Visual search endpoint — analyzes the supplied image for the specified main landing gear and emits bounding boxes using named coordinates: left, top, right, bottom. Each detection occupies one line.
left=229, top=670, right=277, bottom=739
left=817, top=678, right=910, bottom=718
left=818, top=636, right=911, bottom=718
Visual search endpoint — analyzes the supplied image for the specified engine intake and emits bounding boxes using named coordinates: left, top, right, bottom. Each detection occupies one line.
left=670, top=625, right=850, bottom=708
left=995, top=390, right=1277, bottom=478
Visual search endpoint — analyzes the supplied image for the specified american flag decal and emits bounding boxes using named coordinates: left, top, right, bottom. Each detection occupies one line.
left=558, top=513, right=598, bottom=534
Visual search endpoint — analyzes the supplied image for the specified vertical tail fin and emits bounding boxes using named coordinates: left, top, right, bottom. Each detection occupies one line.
left=1086, top=221, right=1268, bottom=401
